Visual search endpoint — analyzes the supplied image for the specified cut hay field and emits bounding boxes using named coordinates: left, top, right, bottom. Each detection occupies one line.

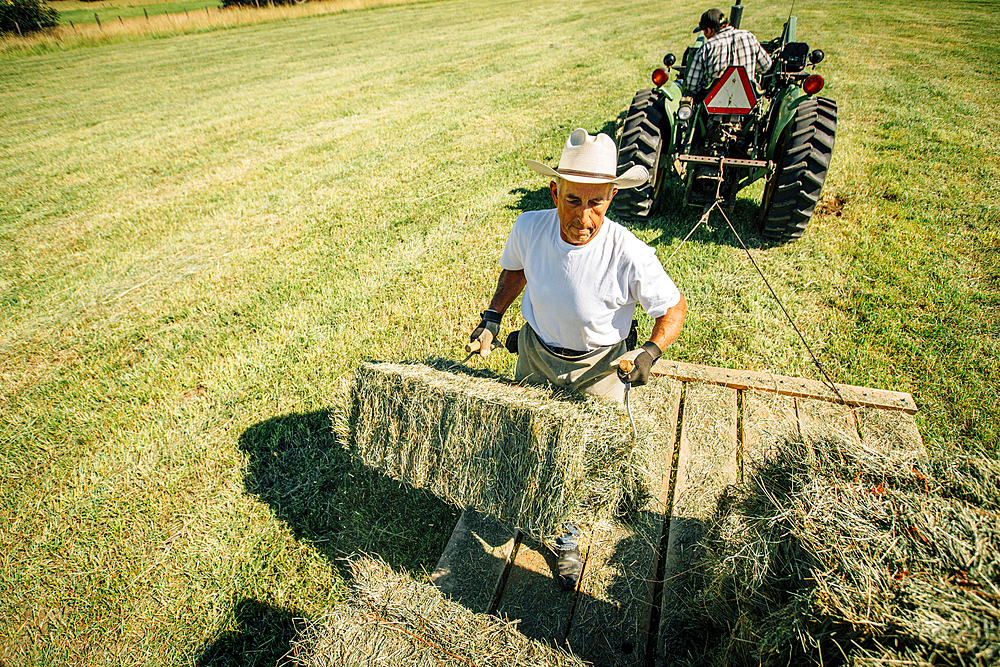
left=1, top=0, right=998, bottom=663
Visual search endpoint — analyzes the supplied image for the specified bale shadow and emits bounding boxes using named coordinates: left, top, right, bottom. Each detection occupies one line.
left=195, top=599, right=303, bottom=667
left=236, top=409, right=458, bottom=573
left=194, top=409, right=460, bottom=665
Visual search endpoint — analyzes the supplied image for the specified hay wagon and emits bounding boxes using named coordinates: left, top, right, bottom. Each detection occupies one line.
left=427, top=359, right=924, bottom=667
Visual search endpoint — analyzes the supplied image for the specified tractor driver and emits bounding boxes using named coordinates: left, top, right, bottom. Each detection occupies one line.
left=467, top=127, right=687, bottom=590
left=684, top=7, right=772, bottom=96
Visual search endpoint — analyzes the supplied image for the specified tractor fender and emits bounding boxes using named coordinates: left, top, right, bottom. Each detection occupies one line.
left=659, top=80, right=684, bottom=155
left=766, top=86, right=810, bottom=159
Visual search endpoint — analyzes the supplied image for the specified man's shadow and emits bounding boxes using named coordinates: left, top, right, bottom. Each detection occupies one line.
left=507, top=121, right=774, bottom=252
left=195, top=409, right=460, bottom=666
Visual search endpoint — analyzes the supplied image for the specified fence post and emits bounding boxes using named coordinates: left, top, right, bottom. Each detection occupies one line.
left=184, top=8, right=189, bottom=18
left=144, top=7, right=148, bottom=20
left=205, top=6, right=209, bottom=17
left=70, top=20, right=77, bottom=32
left=15, top=21, right=22, bottom=36
left=95, top=13, right=101, bottom=28
left=118, top=16, right=123, bottom=25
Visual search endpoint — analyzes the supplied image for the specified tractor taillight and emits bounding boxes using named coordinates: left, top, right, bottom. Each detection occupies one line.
left=803, top=74, right=824, bottom=95
left=651, top=68, right=669, bottom=87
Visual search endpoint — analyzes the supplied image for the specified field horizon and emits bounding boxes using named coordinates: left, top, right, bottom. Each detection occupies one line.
left=2, top=0, right=998, bottom=663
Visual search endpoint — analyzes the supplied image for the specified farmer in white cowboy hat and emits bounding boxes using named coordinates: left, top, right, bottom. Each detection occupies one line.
left=468, top=128, right=687, bottom=589
left=470, top=127, right=686, bottom=402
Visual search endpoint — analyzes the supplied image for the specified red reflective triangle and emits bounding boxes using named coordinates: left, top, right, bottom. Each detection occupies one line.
left=703, top=65, right=758, bottom=114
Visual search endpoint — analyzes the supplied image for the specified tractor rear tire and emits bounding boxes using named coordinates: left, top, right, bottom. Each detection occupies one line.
left=760, top=97, right=837, bottom=242
left=613, top=89, right=666, bottom=223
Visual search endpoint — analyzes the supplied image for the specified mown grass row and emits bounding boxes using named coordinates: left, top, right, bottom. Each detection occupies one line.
left=1, top=0, right=998, bottom=663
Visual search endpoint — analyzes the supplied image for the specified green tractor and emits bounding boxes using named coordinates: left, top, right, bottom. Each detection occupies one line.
left=613, top=2, right=836, bottom=243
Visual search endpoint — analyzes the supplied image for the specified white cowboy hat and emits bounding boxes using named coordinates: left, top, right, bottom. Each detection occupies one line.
left=525, top=128, right=649, bottom=189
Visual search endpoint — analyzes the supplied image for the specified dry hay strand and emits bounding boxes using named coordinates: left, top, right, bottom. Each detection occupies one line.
left=341, top=359, right=671, bottom=537
left=288, top=555, right=587, bottom=667
left=675, top=436, right=1000, bottom=667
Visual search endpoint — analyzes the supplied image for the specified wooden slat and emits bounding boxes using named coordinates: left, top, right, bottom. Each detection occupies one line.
left=566, top=520, right=656, bottom=666
left=652, top=359, right=917, bottom=414
left=431, top=509, right=517, bottom=613
left=494, top=535, right=576, bottom=643
left=656, top=383, right=738, bottom=667
left=741, top=390, right=799, bottom=469
left=567, top=379, right=682, bottom=666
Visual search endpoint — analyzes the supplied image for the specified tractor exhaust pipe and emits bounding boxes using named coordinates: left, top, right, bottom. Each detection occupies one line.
left=729, top=0, right=743, bottom=28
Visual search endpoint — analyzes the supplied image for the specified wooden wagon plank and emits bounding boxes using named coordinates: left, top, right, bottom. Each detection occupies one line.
left=652, top=359, right=916, bottom=414
left=741, top=390, right=800, bottom=468
left=493, top=536, right=575, bottom=644
left=431, top=508, right=517, bottom=613
left=656, top=383, right=738, bottom=667
left=566, top=378, right=683, bottom=667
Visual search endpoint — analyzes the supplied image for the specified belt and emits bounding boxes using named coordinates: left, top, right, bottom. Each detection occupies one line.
left=548, top=345, right=590, bottom=359
left=530, top=325, right=614, bottom=360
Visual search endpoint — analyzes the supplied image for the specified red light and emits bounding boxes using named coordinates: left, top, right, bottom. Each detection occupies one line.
left=651, top=68, right=669, bottom=87
left=803, top=74, right=824, bottom=95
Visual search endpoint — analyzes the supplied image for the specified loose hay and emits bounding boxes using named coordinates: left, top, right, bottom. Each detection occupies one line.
left=342, top=360, right=670, bottom=536
left=677, top=437, right=1000, bottom=667
left=288, top=556, right=587, bottom=667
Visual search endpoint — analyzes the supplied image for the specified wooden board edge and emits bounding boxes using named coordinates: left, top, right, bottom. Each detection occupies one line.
left=656, top=384, right=738, bottom=667
left=566, top=379, right=682, bottom=665
left=431, top=508, right=474, bottom=588
left=431, top=508, right=517, bottom=613
left=652, top=359, right=917, bottom=414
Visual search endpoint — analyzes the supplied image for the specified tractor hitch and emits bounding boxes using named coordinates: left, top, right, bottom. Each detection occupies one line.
left=678, top=155, right=771, bottom=208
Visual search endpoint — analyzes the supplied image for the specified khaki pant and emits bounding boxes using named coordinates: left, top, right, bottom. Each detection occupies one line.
left=514, top=324, right=627, bottom=401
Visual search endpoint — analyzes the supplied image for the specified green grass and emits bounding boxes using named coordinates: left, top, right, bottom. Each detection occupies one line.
left=53, top=0, right=221, bottom=26
left=1, top=0, right=998, bottom=663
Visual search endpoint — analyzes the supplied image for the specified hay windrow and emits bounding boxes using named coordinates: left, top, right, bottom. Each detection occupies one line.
left=341, top=360, right=669, bottom=536
left=288, top=555, right=588, bottom=667
left=677, top=437, right=1000, bottom=667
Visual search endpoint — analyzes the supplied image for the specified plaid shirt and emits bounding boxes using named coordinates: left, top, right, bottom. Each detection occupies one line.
left=685, top=26, right=772, bottom=94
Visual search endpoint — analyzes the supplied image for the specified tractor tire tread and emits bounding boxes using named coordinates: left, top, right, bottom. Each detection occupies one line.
left=760, top=97, right=837, bottom=243
left=613, top=89, right=667, bottom=223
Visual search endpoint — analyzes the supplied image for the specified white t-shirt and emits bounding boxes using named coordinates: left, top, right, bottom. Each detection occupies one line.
left=500, top=209, right=681, bottom=351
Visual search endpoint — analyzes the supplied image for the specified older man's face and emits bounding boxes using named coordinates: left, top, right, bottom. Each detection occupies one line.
left=550, top=180, right=617, bottom=246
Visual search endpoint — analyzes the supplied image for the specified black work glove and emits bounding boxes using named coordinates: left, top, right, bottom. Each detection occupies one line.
left=616, top=341, right=662, bottom=387
left=469, top=309, right=503, bottom=356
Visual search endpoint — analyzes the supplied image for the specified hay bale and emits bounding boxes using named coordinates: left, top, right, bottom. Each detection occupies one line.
left=676, top=437, right=1000, bottom=666
left=288, top=556, right=588, bottom=667
left=342, top=360, right=670, bottom=536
